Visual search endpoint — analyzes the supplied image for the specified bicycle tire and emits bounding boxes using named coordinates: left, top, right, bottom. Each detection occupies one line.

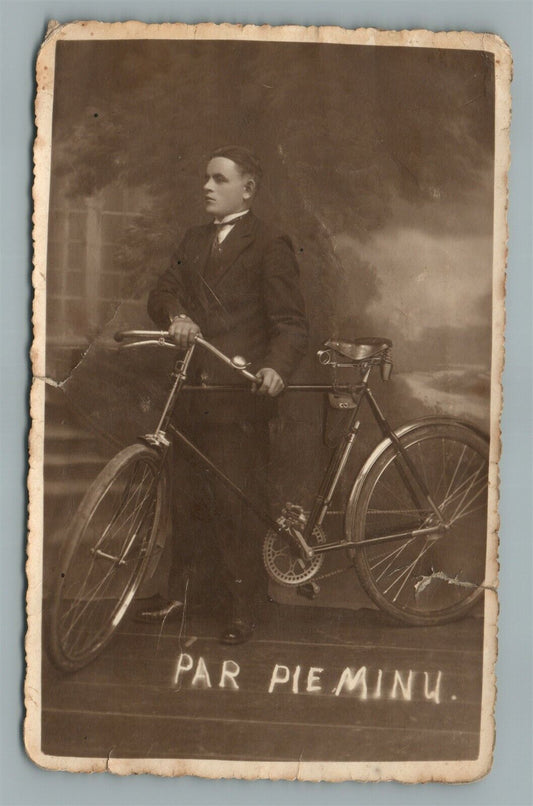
left=49, top=443, right=167, bottom=672
left=348, top=421, right=489, bottom=626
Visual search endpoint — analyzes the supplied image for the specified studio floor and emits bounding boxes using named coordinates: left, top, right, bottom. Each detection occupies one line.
left=41, top=601, right=484, bottom=763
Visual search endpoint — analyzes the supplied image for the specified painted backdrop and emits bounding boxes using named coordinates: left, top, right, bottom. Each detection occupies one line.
left=44, top=40, right=494, bottom=597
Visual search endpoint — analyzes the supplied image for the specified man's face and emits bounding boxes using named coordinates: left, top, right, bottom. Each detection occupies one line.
left=203, top=157, right=253, bottom=219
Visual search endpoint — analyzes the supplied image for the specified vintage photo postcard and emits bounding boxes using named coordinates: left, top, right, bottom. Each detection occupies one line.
left=26, top=21, right=511, bottom=781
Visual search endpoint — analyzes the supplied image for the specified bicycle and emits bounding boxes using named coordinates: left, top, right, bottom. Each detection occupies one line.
left=49, top=331, right=490, bottom=672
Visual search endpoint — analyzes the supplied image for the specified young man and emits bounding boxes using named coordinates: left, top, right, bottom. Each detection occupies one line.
left=138, top=146, right=309, bottom=644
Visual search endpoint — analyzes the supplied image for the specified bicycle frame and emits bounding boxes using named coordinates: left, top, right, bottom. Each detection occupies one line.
left=47, top=329, right=489, bottom=674
left=117, top=331, right=450, bottom=561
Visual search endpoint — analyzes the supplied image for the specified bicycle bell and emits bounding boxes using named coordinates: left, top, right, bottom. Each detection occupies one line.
left=232, top=355, right=250, bottom=369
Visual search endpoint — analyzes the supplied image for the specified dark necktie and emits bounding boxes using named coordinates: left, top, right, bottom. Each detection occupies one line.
left=205, top=213, right=248, bottom=283
left=212, top=213, right=248, bottom=246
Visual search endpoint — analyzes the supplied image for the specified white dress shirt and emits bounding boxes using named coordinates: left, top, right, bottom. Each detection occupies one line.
left=213, top=209, right=250, bottom=244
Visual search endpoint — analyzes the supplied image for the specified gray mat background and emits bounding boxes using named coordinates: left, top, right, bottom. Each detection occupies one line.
left=1, top=1, right=531, bottom=804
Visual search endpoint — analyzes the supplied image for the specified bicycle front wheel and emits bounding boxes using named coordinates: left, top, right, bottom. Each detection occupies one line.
left=349, top=421, right=489, bottom=625
left=49, top=443, right=167, bottom=671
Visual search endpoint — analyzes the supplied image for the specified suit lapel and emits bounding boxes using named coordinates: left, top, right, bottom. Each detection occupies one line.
left=210, top=212, right=256, bottom=288
left=187, top=225, right=214, bottom=311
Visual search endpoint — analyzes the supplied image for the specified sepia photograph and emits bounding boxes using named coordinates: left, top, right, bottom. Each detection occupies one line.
left=26, top=21, right=510, bottom=781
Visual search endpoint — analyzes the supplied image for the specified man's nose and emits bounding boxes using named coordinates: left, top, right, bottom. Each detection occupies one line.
left=204, top=177, right=214, bottom=191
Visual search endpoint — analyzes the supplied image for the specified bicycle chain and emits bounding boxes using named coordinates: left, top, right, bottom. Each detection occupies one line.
left=314, top=564, right=353, bottom=581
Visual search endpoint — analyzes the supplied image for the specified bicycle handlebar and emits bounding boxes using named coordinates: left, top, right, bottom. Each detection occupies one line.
left=114, top=330, right=258, bottom=383
left=114, top=330, right=170, bottom=343
left=195, top=335, right=258, bottom=383
left=113, top=329, right=370, bottom=394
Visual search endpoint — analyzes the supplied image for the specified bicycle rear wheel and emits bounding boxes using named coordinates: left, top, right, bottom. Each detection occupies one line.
left=348, top=421, right=489, bottom=625
left=49, top=443, right=167, bottom=671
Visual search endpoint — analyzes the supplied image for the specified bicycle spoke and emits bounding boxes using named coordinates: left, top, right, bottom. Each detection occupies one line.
left=451, top=501, right=487, bottom=523
left=58, top=545, right=121, bottom=629
left=448, top=478, right=488, bottom=524
left=442, top=443, right=467, bottom=504
left=113, top=487, right=156, bottom=561
left=93, top=462, right=152, bottom=552
left=441, top=465, right=484, bottom=505
left=424, top=448, right=485, bottom=515
left=370, top=473, right=415, bottom=511
left=100, top=470, right=157, bottom=559
left=416, top=440, right=431, bottom=492
left=61, top=561, right=120, bottom=648
left=368, top=535, right=417, bottom=570
left=445, top=464, right=486, bottom=522
left=432, top=437, right=452, bottom=501
left=371, top=538, right=419, bottom=583
left=59, top=566, right=104, bottom=630
left=386, top=541, right=436, bottom=602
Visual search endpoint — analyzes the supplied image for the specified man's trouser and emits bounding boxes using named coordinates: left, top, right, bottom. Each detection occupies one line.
left=167, top=417, right=270, bottom=621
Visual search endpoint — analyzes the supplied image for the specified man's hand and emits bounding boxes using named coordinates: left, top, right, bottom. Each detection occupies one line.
left=254, top=367, right=285, bottom=397
left=169, top=315, right=201, bottom=349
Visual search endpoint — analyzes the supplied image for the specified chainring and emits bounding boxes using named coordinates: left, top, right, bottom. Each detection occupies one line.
left=262, top=524, right=326, bottom=586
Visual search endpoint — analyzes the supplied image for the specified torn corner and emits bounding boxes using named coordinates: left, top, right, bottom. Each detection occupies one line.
left=45, top=20, right=62, bottom=40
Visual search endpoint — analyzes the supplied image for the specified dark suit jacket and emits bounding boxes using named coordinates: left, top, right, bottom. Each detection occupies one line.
left=148, top=213, right=309, bottom=419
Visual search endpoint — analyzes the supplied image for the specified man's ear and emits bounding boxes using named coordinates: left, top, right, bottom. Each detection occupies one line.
left=243, top=178, right=256, bottom=200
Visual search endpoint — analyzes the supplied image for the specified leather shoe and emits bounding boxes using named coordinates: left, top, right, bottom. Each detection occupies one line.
left=135, top=599, right=184, bottom=624
left=219, top=619, right=256, bottom=645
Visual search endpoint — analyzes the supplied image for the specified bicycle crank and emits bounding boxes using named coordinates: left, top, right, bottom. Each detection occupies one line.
left=262, top=518, right=326, bottom=587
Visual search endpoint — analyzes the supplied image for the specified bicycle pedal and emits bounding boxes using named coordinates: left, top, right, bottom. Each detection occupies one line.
left=297, top=581, right=320, bottom=600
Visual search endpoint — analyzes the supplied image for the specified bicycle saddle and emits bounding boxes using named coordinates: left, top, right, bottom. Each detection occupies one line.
left=324, top=337, right=392, bottom=362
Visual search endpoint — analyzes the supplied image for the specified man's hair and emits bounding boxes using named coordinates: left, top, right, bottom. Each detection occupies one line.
left=209, top=146, right=263, bottom=190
